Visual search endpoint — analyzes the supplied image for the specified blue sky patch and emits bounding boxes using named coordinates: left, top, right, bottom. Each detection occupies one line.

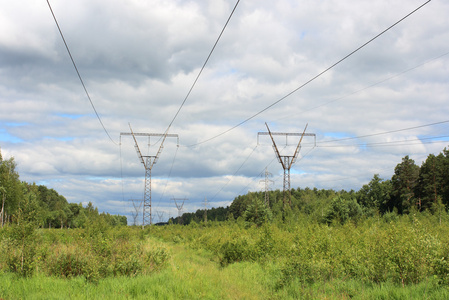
left=43, top=136, right=74, bottom=142
left=6, top=122, right=28, bottom=127
left=0, top=129, right=23, bottom=143
left=325, top=132, right=351, bottom=139
left=55, top=113, right=83, bottom=120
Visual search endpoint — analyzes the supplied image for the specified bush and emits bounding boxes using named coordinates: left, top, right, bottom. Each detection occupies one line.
left=46, top=245, right=87, bottom=278
left=220, top=235, right=257, bottom=266
left=146, top=244, right=170, bottom=271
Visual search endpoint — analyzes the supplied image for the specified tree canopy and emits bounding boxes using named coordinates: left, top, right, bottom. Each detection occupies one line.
left=0, top=150, right=127, bottom=228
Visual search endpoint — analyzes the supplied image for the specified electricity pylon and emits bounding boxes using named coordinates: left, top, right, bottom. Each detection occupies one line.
left=172, top=197, right=187, bottom=224
left=260, top=167, right=274, bottom=206
left=121, top=124, right=178, bottom=228
left=156, top=211, right=164, bottom=223
left=204, top=197, right=208, bottom=224
left=258, top=123, right=315, bottom=210
left=129, top=198, right=142, bottom=226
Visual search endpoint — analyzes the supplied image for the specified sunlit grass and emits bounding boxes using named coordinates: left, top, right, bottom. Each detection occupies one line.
left=2, top=216, right=449, bottom=299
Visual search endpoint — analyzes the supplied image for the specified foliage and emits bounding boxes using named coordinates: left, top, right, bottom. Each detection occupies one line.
left=0, top=149, right=127, bottom=229
left=1, top=213, right=449, bottom=298
left=2, top=193, right=40, bottom=277
left=0, top=226, right=171, bottom=282
left=171, top=206, right=229, bottom=225
left=357, top=174, right=392, bottom=214
left=322, top=195, right=362, bottom=224
left=151, top=213, right=449, bottom=288
left=390, top=155, right=420, bottom=214
left=3, top=138, right=449, bottom=298
left=0, top=153, right=22, bottom=224
left=243, top=197, right=272, bottom=227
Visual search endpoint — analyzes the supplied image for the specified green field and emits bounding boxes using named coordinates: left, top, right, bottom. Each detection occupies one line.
left=2, top=213, right=449, bottom=299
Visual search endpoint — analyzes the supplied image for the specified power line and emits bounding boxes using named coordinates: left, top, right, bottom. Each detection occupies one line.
left=316, top=119, right=449, bottom=145
left=46, top=0, right=118, bottom=145
left=210, top=144, right=258, bottom=202
left=187, top=0, right=432, bottom=147
left=119, top=136, right=125, bottom=202
left=140, top=0, right=241, bottom=200
left=210, top=126, right=447, bottom=206
left=155, top=146, right=180, bottom=211
left=236, top=149, right=281, bottom=197
left=165, top=0, right=241, bottom=133
left=275, top=50, right=449, bottom=123
left=317, top=136, right=449, bottom=148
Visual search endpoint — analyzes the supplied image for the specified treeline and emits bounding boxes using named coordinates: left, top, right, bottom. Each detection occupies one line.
left=170, top=206, right=228, bottom=224
left=0, top=150, right=126, bottom=228
left=177, top=146, right=449, bottom=226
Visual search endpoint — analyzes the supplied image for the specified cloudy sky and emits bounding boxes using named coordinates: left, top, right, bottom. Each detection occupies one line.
left=1, top=0, right=448, bottom=224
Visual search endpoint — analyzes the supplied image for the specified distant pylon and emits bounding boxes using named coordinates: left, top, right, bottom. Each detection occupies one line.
left=260, top=168, right=274, bottom=206
left=172, top=197, right=187, bottom=224
left=121, top=124, right=179, bottom=228
left=258, top=123, right=315, bottom=211
left=130, top=199, right=142, bottom=226
left=204, top=197, right=208, bottom=224
left=156, top=211, right=164, bottom=223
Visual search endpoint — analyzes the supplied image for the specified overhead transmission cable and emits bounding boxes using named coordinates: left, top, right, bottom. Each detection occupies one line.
left=155, top=146, right=180, bottom=211
left=144, top=0, right=241, bottom=210
left=140, top=0, right=240, bottom=203
left=235, top=145, right=289, bottom=197
left=210, top=144, right=258, bottom=202
left=317, top=136, right=449, bottom=148
left=187, top=0, right=432, bottom=147
left=119, top=136, right=125, bottom=202
left=164, top=0, right=241, bottom=136
left=275, top=50, right=449, bottom=123
left=46, top=0, right=118, bottom=145
left=212, top=131, right=318, bottom=204
left=315, top=119, right=449, bottom=146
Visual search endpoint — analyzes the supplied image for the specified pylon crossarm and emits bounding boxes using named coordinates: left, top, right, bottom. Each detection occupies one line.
left=128, top=123, right=146, bottom=168
left=121, top=126, right=178, bottom=228
left=265, top=122, right=286, bottom=169
left=151, top=127, right=171, bottom=169
left=290, top=123, right=308, bottom=168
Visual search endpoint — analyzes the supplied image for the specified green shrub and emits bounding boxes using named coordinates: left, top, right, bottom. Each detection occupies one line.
left=114, top=253, right=143, bottom=276
left=220, top=235, right=257, bottom=266
left=146, top=244, right=170, bottom=271
left=47, top=246, right=87, bottom=278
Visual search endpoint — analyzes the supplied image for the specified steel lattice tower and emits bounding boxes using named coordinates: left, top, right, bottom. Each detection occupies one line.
left=121, top=124, right=178, bottom=228
left=258, top=123, right=315, bottom=210
left=260, top=167, right=273, bottom=206
left=172, top=197, right=187, bottom=224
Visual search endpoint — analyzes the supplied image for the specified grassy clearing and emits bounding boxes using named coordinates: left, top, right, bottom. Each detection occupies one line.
left=0, top=236, right=272, bottom=299
left=2, top=245, right=449, bottom=300
left=276, top=278, right=449, bottom=299
left=2, top=214, right=449, bottom=299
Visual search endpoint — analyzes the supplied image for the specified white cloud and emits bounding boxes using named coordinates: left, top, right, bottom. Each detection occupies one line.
left=1, top=0, right=448, bottom=223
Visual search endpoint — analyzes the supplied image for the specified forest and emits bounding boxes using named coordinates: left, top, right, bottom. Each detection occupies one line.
left=2, top=147, right=449, bottom=299
left=174, top=148, right=449, bottom=226
left=0, top=150, right=127, bottom=229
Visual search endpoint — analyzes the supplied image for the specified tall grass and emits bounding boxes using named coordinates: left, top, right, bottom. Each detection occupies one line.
left=0, top=225, right=171, bottom=283
left=2, top=213, right=449, bottom=299
left=151, top=213, right=449, bottom=287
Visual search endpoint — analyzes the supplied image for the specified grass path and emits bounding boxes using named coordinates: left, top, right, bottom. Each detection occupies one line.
left=144, top=239, right=274, bottom=299
left=2, top=235, right=449, bottom=299
left=0, top=237, right=274, bottom=300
